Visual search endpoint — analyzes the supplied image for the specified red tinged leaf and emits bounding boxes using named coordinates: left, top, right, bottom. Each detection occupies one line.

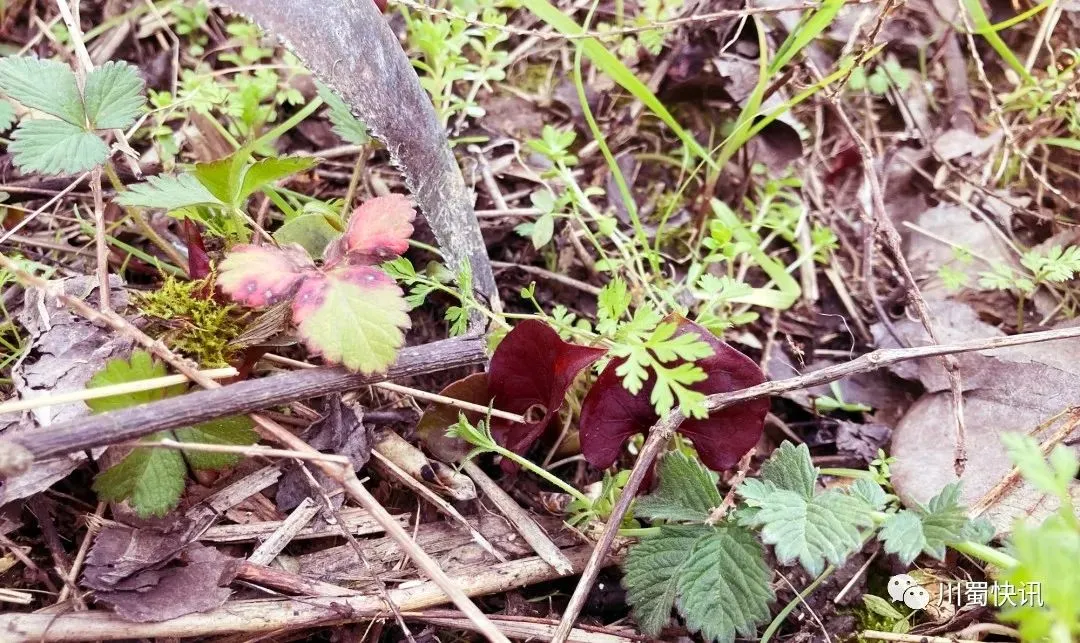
left=488, top=320, right=606, bottom=463
left=342, top=193, right=416, bottom=262
left=290, top=265, right=410, bottom=374
left=416, top=373, right=492, bottom=462
left=217, top=243, right=315, bottom=308
left=181, top=219, right=212, bottom=281
left=579, top=317, right=768, bottom=472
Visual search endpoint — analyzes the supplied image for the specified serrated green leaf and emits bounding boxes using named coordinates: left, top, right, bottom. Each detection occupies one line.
left=636, top=451, right=721, bottom=522
left=624, top=524, right=774, bottom=642
left=85, top=350, right=185, bottom=412
left=238, top=156, right=316, bottom=204
left=624, top=525, right=712, bottom=635
left=0, top=99, right=15, bottom=131
left=290, top=266, right=410, bottom=374
left=173, top=415, right=257, bottom=470
left=87, top=351, right=256, bottom=516
left=82, top=60, right=145, bottom=129
left=116, top=173, right=225, bottom=211
left=1003, top=433, right=1078, bottom=500
left=0, top=57, right=83, bottom=125
left=759, top=441, right=817, bottom=498
left=316, top=82, right=369, bottom=146
left=10, top=119, right=109, bottom=175
left=878, top=482, right=973, bottom=563
left=92, top=434, right=188, bottom=517
left=677, top=524, right=775, bottom=642
left=739, top=481, right=874, bottom=576
left=863, top=594, right=905, bottom=620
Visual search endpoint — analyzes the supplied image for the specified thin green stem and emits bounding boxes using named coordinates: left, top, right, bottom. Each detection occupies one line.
left=490, top=443, right=591, bottom=504
left=760, top=564, right=837, bottom=643
left=250, top=97, right=324, bottom=150
left=952, top=539, right=1018, bottom=570
left=618, top=527, right=660, bottom=538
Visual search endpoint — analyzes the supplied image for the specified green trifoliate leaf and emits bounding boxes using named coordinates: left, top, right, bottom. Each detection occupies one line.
left=878, top=482, right=975, bottom=563
left=92, top=433, right=188, bottom=518
left=9, top=119, right=109, bottom=175
left=116, top=173, right=225, bottom=211
left=636, top=451, right=721, bottom=522
left=82, top=60, right=145, bottom=129
left=317, top=82, right=369, bottom=146
left=0, top=56, right=83, bottom=125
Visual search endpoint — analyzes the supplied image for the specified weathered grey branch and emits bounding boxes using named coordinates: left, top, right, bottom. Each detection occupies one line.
left=1, top=337, right=485, bottom=467
left=214, top=0, right=497, bottom=301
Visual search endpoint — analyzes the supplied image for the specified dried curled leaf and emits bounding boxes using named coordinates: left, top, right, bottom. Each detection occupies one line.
left=290, top=266, right=410, bottom=374
left=580, top=316, right=768, bottom=471
left=217, top=243, right=315, bottom=308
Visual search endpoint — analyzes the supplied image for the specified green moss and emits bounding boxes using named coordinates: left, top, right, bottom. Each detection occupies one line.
left=136, top=277, right=243, bottom=367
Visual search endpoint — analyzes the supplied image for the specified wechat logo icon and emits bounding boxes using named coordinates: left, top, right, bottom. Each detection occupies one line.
left=888, top=574, right=930, bottom=610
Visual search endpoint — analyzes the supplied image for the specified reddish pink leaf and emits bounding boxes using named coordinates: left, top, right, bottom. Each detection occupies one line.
left=181, top=219, right=211, bottom=281
left=217, top=244, right=315, bottom=308
left=488, top=320, right=606, bottom=464
left=290, top=265, right=410, bottom=374
left=579, top=317, right=768, bottom=471
left=341, top=194, right=416, bottom=262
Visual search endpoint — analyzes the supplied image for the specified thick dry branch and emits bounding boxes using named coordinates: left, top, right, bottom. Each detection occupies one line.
left=0, top=546, right=600, bottom=640
left=1, top=337, right=485, bottom=467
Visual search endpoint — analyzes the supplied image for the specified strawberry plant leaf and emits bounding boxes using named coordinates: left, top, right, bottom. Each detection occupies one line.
left=82, top=60, right=145, bottom=130
left=86, top=351, right=255, bottom=517
left=116, top=173, right=226, bottom=211
left=92, top=435, right=188, bottom=518
left=340, top=194, right=417, bottom=262
left=635, top=451, right=721, bottom=522
left=218, top=243, right=315, bottom=308
left=173, top=416, right=257, bottom=470
left=9, top=119, right=109, bottom=175
left=580, top=316, right=767, bottom=471
left=193, top=152, right=250, bottom=206
left=237, top=156, right=317, bottom=204
left=0, top=57, right=83, bottom=125
left=290, top=266, right=410, bottom=374
left=487, top=319, right=605, bottom=460
left=624, top=524, right=773, bottom=642
left=878, top=482, right=978, bottom=563
left=738, top=442, right=875, bottom=576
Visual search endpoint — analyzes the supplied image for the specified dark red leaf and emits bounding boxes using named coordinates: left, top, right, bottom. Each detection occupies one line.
left=181, top=219, right=212, bottom=281
left=579, top=316, right=768, bottom=471
left=488, top=320, right=606, bottom=465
